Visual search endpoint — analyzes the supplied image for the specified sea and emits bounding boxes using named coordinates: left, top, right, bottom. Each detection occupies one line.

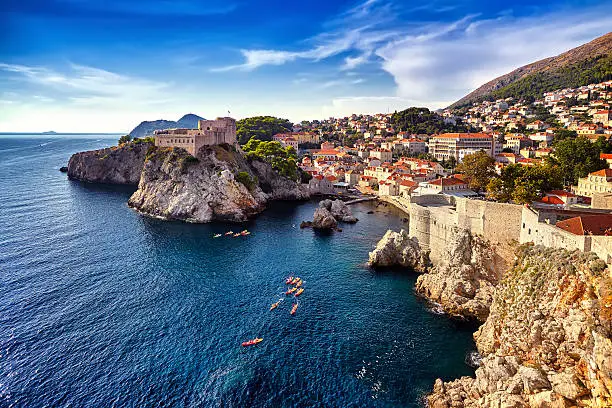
left=0, top=135, right=476, bottom=408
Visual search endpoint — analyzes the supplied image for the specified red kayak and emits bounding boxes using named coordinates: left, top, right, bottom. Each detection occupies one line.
left=241, top=338, right=263, bottom=347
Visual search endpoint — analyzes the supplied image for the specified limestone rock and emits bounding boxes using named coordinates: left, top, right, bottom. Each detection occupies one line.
left=415, top=227, right=503, bottom=321
left=67, top=141, right=152, bottom=185
left=426, top=246, right=612, bottom=407
left=249, top=159, right=310, bottom=201
left=311, top=207, right=338, bottom=231
left=128, top=145, right=267, bottom=223
left=368, top=229, right=428, bottom=271
left=329, top=199, right=358, bottom=223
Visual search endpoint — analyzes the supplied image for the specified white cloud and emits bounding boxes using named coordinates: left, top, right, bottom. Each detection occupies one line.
left=0, top=63, right=172, bottom=106
left=376, top=10, right=612, bottom=104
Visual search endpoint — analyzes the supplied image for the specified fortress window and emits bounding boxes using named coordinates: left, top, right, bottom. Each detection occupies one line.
left=522, top=223, right=525, bottom=228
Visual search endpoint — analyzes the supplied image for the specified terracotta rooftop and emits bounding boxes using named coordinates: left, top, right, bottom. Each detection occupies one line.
left=590, top=169, right=612, bottom=178
left=556, top=214, right=612, bottom=236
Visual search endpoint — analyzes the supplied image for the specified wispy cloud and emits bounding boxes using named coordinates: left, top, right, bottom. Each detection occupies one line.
left=0, top=63, right=172, bottom=106
left=211, top=0, right=400, bottom=72
left=376, top=9, right=612, bottom=106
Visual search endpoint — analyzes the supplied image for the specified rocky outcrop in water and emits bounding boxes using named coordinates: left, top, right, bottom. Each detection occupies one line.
left=67, top=141, right=152, bottom=185
left=427, top=245, right=612, bottom=407
left=128, top=145, right=267, bottom=223
left=328, top=199, right=358, bottom=223
left=415, top=228, right=504, bottom=321
left=311, top=207, right=338, bottom=231
left=305, top=199, right=358, bottom=231
left=368, top=229, right=428, bottom=272
left=249, top=159, right=310, bottom=201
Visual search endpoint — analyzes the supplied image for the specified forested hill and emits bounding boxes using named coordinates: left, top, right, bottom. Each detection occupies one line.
left=390, top=107, right=474, bottom=134
left=449, top=32, right=612, bottom=108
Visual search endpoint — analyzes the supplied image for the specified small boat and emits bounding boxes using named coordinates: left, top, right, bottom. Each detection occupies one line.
left=225, top=231, right=234, bottom=236
left=290, top=303, right=298, bottom=315
left=241, top=338, right=263, bottom=347
left=295, top=279, right=303, bottom=288
left=295, top=288, right=304, bottom=297
left=241, top=230, right=249, bottom=234
left=240, top=231, right=251, bottom=236
left=290, top=277, right=299, bottom=285
left=286, top=287, right=297, bottom=295
left=270, top=300, right=281, bottom=311
left=233, top=233, right=241, bottom=237
left=285, top=276, right=294, bottom=284
left=213, top=234, right=222, bottom=238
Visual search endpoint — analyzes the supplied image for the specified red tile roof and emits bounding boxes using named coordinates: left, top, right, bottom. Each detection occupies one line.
left=590, top=169, right=612, bottom=177
left=539, top=196, right=564, bottom=205
left=556, top=214, right=612, bottom=236
left=548, top=190, right=576, bottom=198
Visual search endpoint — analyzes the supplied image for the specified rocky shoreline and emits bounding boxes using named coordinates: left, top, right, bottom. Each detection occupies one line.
left=369, top=227, right=612, bottom=406
left=66, top=141, right=310, bottom=223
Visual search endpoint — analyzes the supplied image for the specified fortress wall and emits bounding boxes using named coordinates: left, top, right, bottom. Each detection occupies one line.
left=591, top=236, right=612, bottom=264
left=456, top=198, right=523, bottom=245
left=520, top=207, right=589, bottom=252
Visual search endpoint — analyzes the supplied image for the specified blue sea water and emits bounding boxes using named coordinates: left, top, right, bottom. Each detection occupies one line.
left=0, top=136, right=476, bottom=408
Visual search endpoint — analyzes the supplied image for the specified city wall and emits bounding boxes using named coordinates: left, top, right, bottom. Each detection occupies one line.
left=397, top=194, right=612, bottom=265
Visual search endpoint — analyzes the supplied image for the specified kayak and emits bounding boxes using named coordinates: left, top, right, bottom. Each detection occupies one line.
left=286, top=287, right=297, bottom=295
left=233, top=233, right=240, bottom=237
left=290, top=303, right=298, bottom=315
left=285, top=276, right=294, bottom=284
left=225, top=231, right=233, bottom=236
left=270, top=300, right=281, bottom=311
left=295, top=279, right=303, bottom=288
left=295, top=288, right=304, bottom=297
left=241, top=338, right=263, bottom=347
left=213, top=234, right=222, bottom=238
left=290, top=277, right=299, bottom=285
left=241, top=231, right=251, bottom=236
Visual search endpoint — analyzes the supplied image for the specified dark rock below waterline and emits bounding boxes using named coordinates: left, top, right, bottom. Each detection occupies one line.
left=59, top=166, right=68, bottom=173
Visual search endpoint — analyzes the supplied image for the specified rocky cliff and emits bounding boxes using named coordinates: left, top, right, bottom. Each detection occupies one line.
left=368, top=229, right=429, bottom=272
left=415, top=228, right=505, bottom=321
left=249, top=159, right=310, bottom=201
left=128, top=144, right=268, bottom=223
left=67, top=141, right=152, bottom=185
left=428, top=245, right=612, bottom=407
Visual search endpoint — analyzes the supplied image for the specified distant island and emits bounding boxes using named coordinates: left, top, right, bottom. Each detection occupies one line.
left=41, top=131, right=57, bottom=134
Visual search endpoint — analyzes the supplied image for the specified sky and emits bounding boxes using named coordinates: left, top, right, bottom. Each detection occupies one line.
left=0, top=0, right=611, bottom=133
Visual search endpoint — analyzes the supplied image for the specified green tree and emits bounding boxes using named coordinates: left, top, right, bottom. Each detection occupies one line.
left=236, top=116, right=293, bottom=145
left=487, top=163, right=563, bottom=204
left=118, top=135, right=132, bottom=144
left=552, top=129, right=577, bottom=143
left=242, top=140, right=299, bottom=180
left=455, top=150, right=496, bottom=192
left=547, top=136, right=606, bottom=185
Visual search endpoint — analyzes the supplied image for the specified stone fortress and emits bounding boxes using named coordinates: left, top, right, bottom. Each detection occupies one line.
left=154, top=117, right=237, bottom=155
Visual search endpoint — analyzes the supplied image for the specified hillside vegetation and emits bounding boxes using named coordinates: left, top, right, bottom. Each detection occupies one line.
left=390, top=107, right=474, bottom=134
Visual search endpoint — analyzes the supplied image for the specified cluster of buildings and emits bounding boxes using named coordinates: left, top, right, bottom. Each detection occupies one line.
left=446, top=80, right=612, bottom=137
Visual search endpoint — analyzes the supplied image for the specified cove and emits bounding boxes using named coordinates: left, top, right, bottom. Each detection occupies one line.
left=1, top=136, right=476, bottom=407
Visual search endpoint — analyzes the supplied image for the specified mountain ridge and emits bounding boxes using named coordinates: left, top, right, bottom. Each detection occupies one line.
left=449, top=32, right=612, bottom=108
left=128, top=113, right=205, bottom=138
